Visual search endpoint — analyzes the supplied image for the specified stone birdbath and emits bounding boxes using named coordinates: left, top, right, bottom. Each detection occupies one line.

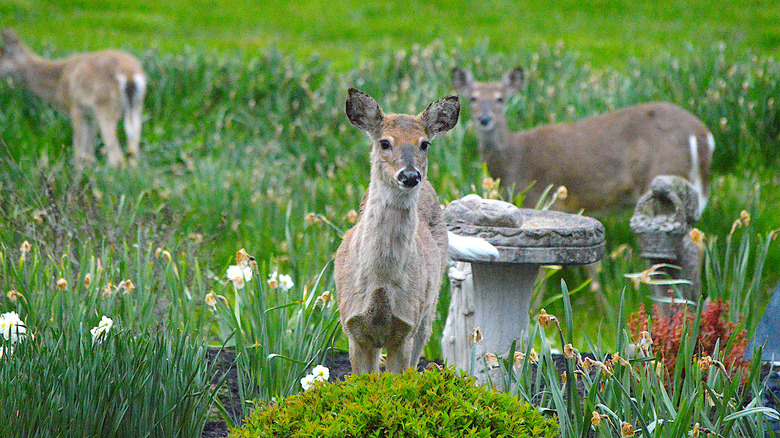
left=441, top=195, right=605, bottom=383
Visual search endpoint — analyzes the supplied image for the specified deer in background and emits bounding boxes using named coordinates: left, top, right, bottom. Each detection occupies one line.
left=0, top=29, right=146, bottom=168
left=334, top=88, right=459, bottom=374
left=451, top=67, right=714, bottom=217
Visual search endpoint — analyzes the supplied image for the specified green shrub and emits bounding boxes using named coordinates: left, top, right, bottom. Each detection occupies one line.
left=230, top=366, right=558, bottom=438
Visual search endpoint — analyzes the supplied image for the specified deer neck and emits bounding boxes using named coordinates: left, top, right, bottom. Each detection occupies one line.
left=475, top=116, right=512, bottom=174
left=359, top=175, right=420, bottom=276
left=16, top=50, right=66, bottom=109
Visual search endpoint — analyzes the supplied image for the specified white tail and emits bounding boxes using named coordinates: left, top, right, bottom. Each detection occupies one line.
left=0, top=29, right=147, bottom=168
left=452, top=67, right=714, bottom=216
left=334, top=88, right=459, bottom=374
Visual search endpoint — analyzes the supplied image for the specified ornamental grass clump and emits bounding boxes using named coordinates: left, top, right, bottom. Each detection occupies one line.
left=231, top=366, right=558, bottom=438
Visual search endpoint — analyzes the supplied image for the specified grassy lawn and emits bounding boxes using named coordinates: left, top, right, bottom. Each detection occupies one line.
left=2, top=0, right=778, bottom=69
left=1, top=2, right=779, bottom=435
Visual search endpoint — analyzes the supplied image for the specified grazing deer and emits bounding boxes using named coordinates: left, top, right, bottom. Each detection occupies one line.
left=452, top=67, right=714, bottom=216
left=0, top=29, right=146, bottom=168
left=334, top=88, right=459, bottom=374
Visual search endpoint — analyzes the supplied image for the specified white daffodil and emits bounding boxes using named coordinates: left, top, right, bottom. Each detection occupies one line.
left=311, top=365, right=330, bottom=382
left=90, top=315, right=114, bottom=343
left=300, top=374, right=316, bottom=391
left=278, top=274, right=294, bottom=292
left=227, top=264, right=253, bottom=290
left=0, top=311, right=26, bottom=344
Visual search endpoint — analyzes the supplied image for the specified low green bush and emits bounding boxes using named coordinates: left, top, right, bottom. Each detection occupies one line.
left=231, top=366, right=558, bottom=437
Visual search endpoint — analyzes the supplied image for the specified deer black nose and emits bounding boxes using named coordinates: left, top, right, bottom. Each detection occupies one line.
left=397, top=168, right=421, bottom=188
left=478, top=114, right=492, bottom=126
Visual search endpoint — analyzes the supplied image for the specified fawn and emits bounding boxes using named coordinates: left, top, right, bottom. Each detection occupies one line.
left=0, top=29, right=146, bottom=168
left=334, top=88, right=459, bottom=374
left=452, top=67, right=714, bottom=216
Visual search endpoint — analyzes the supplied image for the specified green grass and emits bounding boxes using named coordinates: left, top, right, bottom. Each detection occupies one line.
left=1, top=2, right=780, bottom=435
left=2, top=0, right=778, bottom=70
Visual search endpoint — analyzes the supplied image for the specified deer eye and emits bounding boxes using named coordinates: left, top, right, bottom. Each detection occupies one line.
left=496, top=97, right=504, bottom=103
left=469, top=96, right=477, bottom=103
left=379, top=139, right=392, bottom=150
left=420, top=140, right=430, bottom=151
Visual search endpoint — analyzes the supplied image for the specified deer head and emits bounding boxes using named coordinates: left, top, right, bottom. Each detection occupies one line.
left=345, top=88, right=459, bottom=191
left=451, top=67, right=524, bottom=132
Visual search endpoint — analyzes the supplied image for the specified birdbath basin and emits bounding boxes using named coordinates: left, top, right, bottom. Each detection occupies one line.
left=442, top=195, right=605, bottom=382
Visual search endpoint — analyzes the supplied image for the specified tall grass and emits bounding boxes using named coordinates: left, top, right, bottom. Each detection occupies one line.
left=1, top=40, right=779, bottom=433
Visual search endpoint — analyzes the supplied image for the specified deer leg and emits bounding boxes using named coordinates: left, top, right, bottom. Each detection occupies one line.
left=95, top=105, right=124, bottom=167
left=348, top=338, right=381, bottom=374
left=123, top=105, right=142, bottom=165
left=385, top=337, right=414, bottom=373
left=408, top=313, right=433, bottom=370
left=70, top=106, right=96, bottom=169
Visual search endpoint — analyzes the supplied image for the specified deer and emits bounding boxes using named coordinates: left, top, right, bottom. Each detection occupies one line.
left=451, top=67, right=715, bottom=217
left=0, top=28, right=147, bottom=168
left=334, top=88, right=460, bottom=374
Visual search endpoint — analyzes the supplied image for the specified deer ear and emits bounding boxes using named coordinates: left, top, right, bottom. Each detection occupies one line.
left=345, top=88, right=384, bottom=134
left=451, top=67, right=474, bottom=95
left=502, top=67, right=525, bottom=97
left=420, top=96, right=460, bottom=139
left=2, top=29, right=20, bottom=46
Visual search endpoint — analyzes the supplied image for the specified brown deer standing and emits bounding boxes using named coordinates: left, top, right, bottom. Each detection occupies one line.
left=452, top=67, right=714, bottom=216
left=0, top=29, right=146, bottom=168
left=334, top=89, right=459, bottom=374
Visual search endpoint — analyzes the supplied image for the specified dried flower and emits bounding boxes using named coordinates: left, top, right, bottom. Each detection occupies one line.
left=236, top=248, right=250, bottom=267
left=513, top=351, right=525, bottom=369
left=121, top=279, right=135, bottom=294
left=205, top=292, right=218, bottom=311
left=155, top=248, right=172, bottom=263
left=346, top=209, right=358, bottom=224
left=481, top=177, right=495, bottom=190
left=564, top=343, right=580, bottom=362
left=638, top=330, right=653, bottom=356
left=560, top=371, right=567, bottom=384
left=6, top=289, right=22, bottom=304
left=57, top=278, right=68, bottom=290
left=591, top=411, right=607, bottom=427
left=19, top=240, right=31, bottom=262
left=621, top=421, right=635, bottom=436
left=739, top=210, right=750, bottom=227
left=555, top=185, right=568, bottom=200
left=314, top=290, right=331, bottom=306
left=691, top=422, right=701, bottom=438
left=538, top=309, right=558, bottom=328
left=689, top=228, right=704, bottom=244
left=611, top=352, right=630, bottom=367
left=83, top=273, right=92, bottom=288
left=528, top=348, right=539, bottom=365
left=304, top=213, right=319, bottom=225
left=469, top=327, right=483, bottom=345
left=698, top=355, right=713, bottom=372
left=484, top=353, right=499, bottom=368
left=90, top=315, right=113, bottom=343
left=188, top=233, right=204, bottom=244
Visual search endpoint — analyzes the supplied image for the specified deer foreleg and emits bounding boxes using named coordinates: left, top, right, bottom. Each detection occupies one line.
left=95, top=105, right=123, bottom=167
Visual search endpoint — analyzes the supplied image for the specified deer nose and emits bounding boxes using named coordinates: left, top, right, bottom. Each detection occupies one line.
left=478, top=114, right=493, bottom=127
left=397, top=168, right=421, bottom=188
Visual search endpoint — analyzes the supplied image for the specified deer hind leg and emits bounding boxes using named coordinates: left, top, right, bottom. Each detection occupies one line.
left=348, top=337, right=381, bottom=374
left=70, top=105, right=97, bottom=169
left=123, top=105, right=142, bottom=165
left=95, top=105, right=124, bottom=167
left=408, top=312, right=434, bottom=370
left=385, top=337, right=414, bottom=373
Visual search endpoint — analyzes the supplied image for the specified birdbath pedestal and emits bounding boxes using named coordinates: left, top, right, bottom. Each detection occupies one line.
left=442, top=195, right=605, bottom=383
